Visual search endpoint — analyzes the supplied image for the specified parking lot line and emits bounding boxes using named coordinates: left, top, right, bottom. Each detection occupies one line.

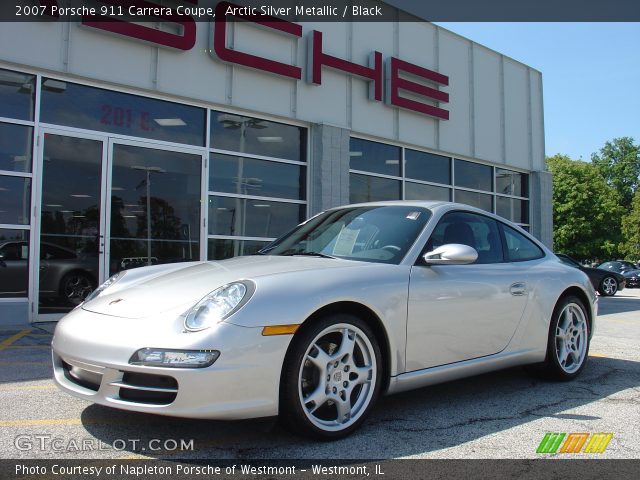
left=0, top=418, right=83, bottom=427
left=0, top=330, right=32, bottom=350
left=0, top=384, right=56, bottom=392
left=0, top=361, right=50, bottom=366
left=3, top=345, right=51, bottom=349
left=589, top=352, right=607, bottom=357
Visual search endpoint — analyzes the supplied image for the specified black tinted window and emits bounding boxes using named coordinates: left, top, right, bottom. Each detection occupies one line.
left=427, top=211, right=504, bottom=264
left=502, top=225, right=544, bottom=262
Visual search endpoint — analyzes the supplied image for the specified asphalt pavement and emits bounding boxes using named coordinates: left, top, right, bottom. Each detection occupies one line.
left=1, top=289, right=638, bottom=460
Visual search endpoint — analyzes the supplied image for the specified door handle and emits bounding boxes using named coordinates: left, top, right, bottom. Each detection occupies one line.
left=510, top=282, right=527, bottom=296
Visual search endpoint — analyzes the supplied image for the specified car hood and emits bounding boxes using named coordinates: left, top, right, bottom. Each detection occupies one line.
left=81, top=255, right=363, bottom=319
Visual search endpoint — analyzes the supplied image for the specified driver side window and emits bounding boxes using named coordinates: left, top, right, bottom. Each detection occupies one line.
left=426, top=211, right=504, bottom=264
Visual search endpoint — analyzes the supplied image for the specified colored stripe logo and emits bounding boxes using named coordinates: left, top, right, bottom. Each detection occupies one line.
left=537, top=433, right=613, bottom=454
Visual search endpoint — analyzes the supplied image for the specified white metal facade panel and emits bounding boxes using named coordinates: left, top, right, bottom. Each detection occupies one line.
left=0, top=19, right=544, bottom=171
left=529, top=70, right=545, bottom=171
left=68, top=25, right=155, bottom=89
left=157, top=22, right=227, bottom=106
left=351, top=22, right=395, bottom=139
left=437, top=30, right=472, bottom=157
left=0, top=21, right=65, bottom=71
left=472, top=46, right=503, bottom=163
left=397, top=22, right=438, bottom=149
left=296, top=22, right=350, bottom=126
left=503, top=59, right=531, bottom=169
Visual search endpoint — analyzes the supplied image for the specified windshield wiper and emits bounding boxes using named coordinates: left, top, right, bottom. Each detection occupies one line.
left=279, top=250, right=336, bottom=259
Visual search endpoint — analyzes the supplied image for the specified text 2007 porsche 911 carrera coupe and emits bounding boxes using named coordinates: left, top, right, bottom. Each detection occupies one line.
left=52, top=201, right=597, bottom=439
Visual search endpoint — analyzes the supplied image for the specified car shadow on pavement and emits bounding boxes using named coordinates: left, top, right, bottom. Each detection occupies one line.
left=80, top=355, right=640, bottom=459
left=598, top=295, right=640, bottom=315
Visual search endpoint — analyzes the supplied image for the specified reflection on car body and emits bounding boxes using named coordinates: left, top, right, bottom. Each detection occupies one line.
left=52, top=201, right=597, bottom=439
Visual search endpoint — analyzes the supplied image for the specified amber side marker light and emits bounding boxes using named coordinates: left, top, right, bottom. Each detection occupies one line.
left=262, top=324, right=300, bottom=336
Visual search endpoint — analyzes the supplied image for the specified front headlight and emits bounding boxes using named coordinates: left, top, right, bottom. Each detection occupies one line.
left=84, top=271, right=125, bottom=303
left=184, top=281, right=254, bottom=331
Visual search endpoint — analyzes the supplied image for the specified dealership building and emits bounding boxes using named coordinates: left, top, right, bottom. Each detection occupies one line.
left=0, top=2, right=550, bottom=323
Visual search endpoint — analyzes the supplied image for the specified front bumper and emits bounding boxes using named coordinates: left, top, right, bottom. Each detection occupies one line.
left=52, top=307, right=292, bottom=420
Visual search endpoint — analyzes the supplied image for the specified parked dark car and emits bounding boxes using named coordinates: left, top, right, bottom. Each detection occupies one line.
left=0, top=241, right=97, bottom=305
left=597, top=260, right=637, bottom=274
left=557, top=254, right=625, bottom=296
left=623, top=269, right=640, bottom=288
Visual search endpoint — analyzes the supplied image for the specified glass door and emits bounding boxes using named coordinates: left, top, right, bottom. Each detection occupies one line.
left=34, top=130, right=108, bottom=320
left=106, top=140, right=204, bottom=277
left=32, top=133, right=204, bottom=322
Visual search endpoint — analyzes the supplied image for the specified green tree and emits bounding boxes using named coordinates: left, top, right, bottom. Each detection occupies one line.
left=547, top=154, right=623, bottom=260
left=620, top=190, right=640, bottom=261
left=591, top=137, right=640, bottom=209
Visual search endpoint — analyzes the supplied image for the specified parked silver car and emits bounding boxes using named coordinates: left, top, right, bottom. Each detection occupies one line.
left=52, top=201, right=597, bottom=439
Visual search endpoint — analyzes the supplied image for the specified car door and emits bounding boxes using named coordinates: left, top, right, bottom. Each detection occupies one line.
left=405, top=211, right=531, bottom=371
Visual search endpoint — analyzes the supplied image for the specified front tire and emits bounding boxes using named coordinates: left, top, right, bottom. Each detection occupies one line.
left=598, top=276, right=618, bottom=296
left=539, top=295, right=590, bottom=380
left=279, top=314, right=382, bottom=440
left=59, top=272, right=95, bottom=306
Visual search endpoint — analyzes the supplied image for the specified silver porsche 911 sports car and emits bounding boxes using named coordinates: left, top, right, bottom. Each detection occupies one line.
left=52, top=201, right=597, bottom=439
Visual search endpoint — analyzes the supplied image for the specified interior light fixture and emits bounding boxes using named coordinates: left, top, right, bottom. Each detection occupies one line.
left=153, top=118, right=186, bottom=127
left=349, top=151, right=362, bottom=157
left=257, top=136, right=283, bottom=143
left=42, top=79, right=67, bottom=92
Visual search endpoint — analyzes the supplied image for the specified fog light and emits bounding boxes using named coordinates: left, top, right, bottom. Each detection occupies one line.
left=129, top=348, right=219, bottom=368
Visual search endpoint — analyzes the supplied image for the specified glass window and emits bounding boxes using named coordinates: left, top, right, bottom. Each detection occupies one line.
left=40, top=79, right=206, bottom=146
left=454, top=159, right=492, bottom=191
left=109, top=144, right=202, bottom=275
left=426, top=211, right=504, bottom=264
left=349, top=138, right=401, bottom=176
left=262, top=206, right=431, bottom=265
left=0, top=123, right=32, bottom=173
left=208, top=238, right=270, bottom=260
left=0, top=176, right=31, bottom=225
left=502, top=225, right=544, bottom=262
left=454, top=189, right=493, bottom=213
left=211, top=111, right=305, bottom=161
left=496, top=168, right=528, bottom=197
left=209, top=153, right=306, bottom=200
left=0, top=229, right=29, bottom=298
left=405, top=182, right=450, bottom=202
left=350, top=174, right=401, bottom=203
left=496, top=197, right=529, bottom=224
left=405, top=149, right=450, bottom=184
left=0, top=69, right=35, bottom=121
left=208, top=196, right=304, bottom=239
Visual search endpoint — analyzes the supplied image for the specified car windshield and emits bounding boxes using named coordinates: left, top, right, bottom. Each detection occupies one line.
left=260, top=205, right=431, bottom=264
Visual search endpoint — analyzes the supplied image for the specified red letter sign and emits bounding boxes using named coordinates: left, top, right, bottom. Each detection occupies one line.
left=309, top=30, right=383, bottom=102
left=213, top=1, right=302, bottom=79
left=387, top=57, right=449, bottom=120
left=82, top=0, right=196, bottom=51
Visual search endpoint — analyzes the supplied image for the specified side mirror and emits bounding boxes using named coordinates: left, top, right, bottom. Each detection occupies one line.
left=423, top=243, right=478, bottom=265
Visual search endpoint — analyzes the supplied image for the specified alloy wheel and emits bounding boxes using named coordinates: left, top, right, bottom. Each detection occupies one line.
left=602, top=277, right=617, bottom=296
left=554, top=303, right=588, bottom=374
left=63, top=274, right=94, bottom=305
left=297, top=323, right=377, bottom=432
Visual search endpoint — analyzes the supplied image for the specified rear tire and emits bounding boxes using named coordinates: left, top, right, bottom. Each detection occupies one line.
left=598, top=276, right=618, bottom=296
left=279, top=314, right=382, bottom=440
left=536, top=295, right=590, bottom=381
